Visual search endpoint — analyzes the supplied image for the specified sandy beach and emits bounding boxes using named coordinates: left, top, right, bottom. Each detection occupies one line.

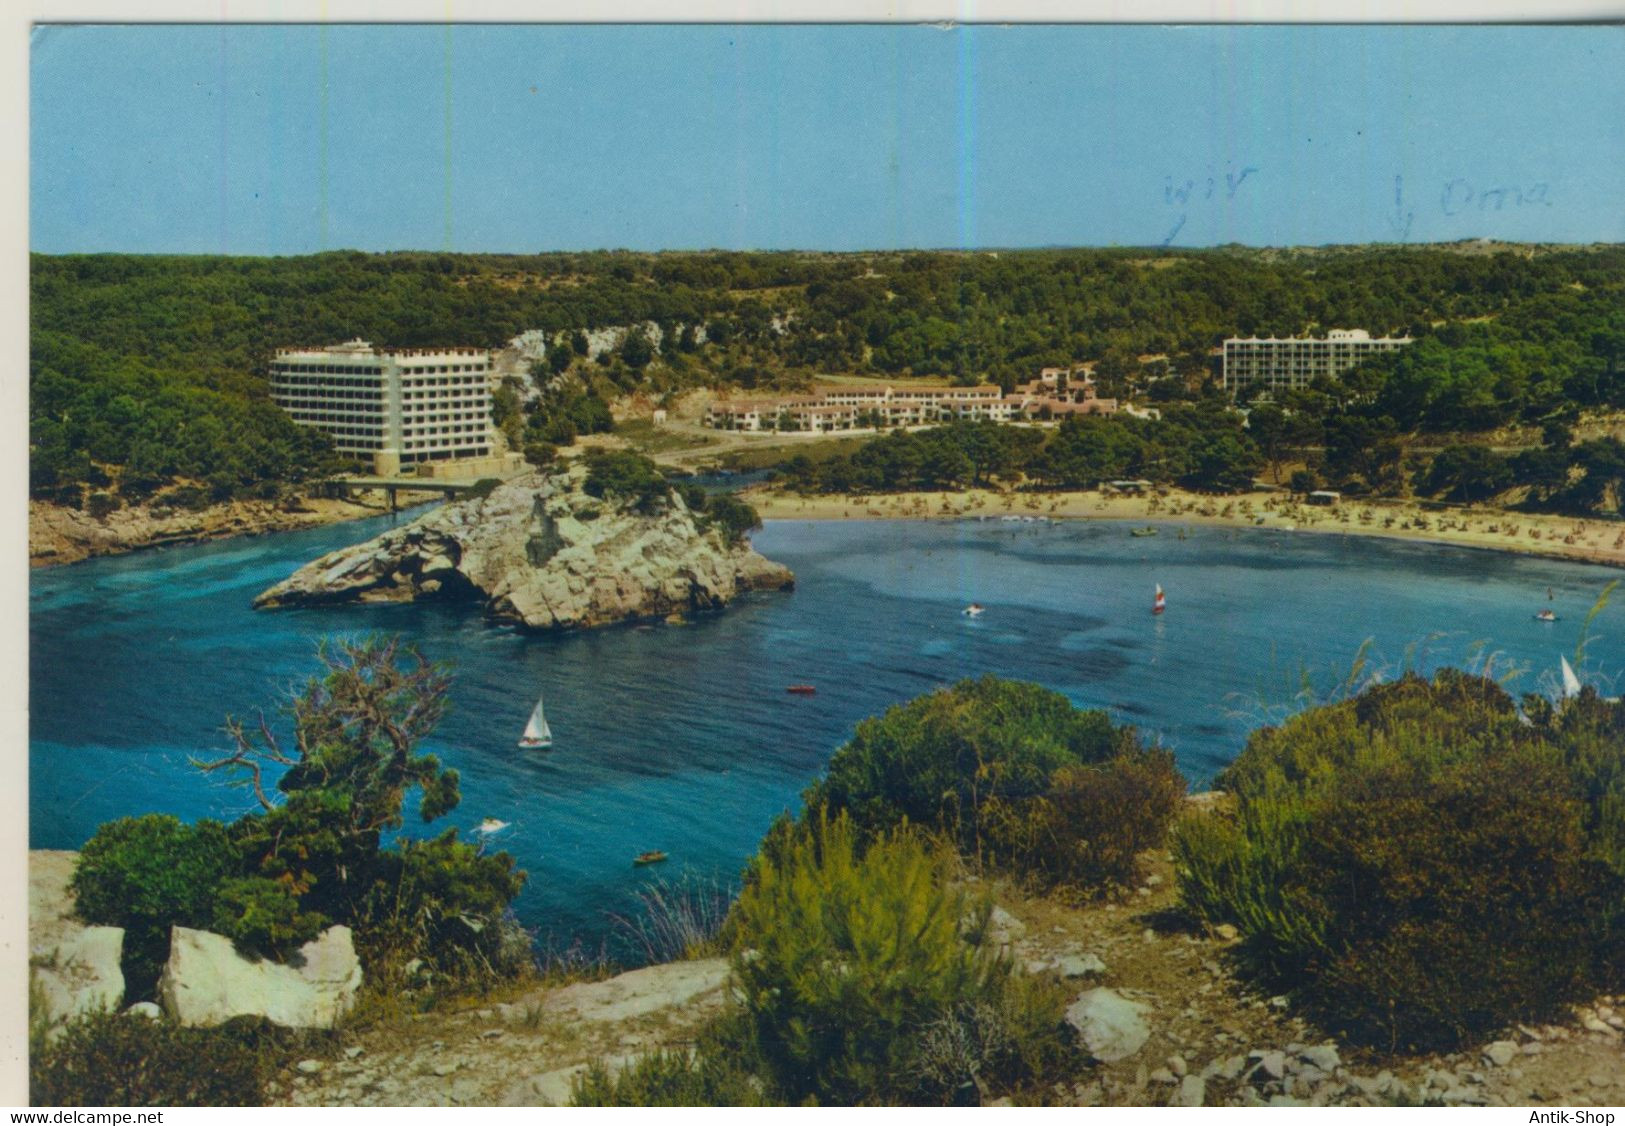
left=746, top=486, right=1625, bottom=570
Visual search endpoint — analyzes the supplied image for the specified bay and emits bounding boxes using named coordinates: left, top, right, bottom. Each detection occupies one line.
left=29, top=511, right=1623, bottom=959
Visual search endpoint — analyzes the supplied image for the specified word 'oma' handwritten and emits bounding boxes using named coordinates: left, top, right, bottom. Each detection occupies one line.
left=1440, top=178, right=1553, bottom=216
left=1161, top=167, right=1258, bottom=246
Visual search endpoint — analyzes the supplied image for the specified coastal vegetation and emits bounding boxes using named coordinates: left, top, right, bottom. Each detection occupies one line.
left=770, top=410, right=1264, bottom=495
left=582, top=678, right=1178, bottom=1106
left=30, top=245, right=1625, bottom=516
left=1174, top=669, right=1625, bottom=1053
left=69, top=636, right=528, bottom=1002
left=37, top=658, right=1625, bottom=1105
left=580, top=668, right=1625, bottom=1103
left=805, top=676, right=1184, bottom=893
left=729, top=813, right=1073, bottom=1105
left=30, top=1010, right=314, bottom=1106
left=576, top=811, right=1078, bottom=1107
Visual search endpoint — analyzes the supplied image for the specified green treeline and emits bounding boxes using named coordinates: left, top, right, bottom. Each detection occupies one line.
left=775, top=407, right=1261, bottom=494
left=31, top=244, right=1625, bottom=507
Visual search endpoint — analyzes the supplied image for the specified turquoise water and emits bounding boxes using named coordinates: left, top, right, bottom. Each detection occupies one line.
left=29, top=512, right=1624, bottom=957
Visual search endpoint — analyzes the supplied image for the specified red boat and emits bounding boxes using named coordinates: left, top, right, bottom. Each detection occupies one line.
left=1152, top=584, right=1166, bottom=615
left=786, top=685, right=817, bottom=696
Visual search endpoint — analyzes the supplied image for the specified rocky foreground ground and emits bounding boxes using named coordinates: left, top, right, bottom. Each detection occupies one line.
left=28, top=839, right=1625, bottom=1108
left=269, top=844, right=1625, bottom=1108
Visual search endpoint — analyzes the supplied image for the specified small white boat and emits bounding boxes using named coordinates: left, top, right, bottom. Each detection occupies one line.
left=1152, top=584, right=1166, bottom=615
left=1561, top=656, right=1583, bottom=699
left=1535, top=609, right=1558, bottom=623
left=518, top=693, right=553, bottom=750
left=962, top=603, right=985, bottom=617
left=474, top=818, right=510, bottom=835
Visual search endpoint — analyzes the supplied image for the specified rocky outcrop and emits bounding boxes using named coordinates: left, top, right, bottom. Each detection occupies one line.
left=254, top=464, right=794, bottom=630
left=29, top=851, right=125, bottom=1038
left=158, top=925, right=363, bottom=1029
left=30, top=496, right=379, bottom=567
left=542, top=957, right=730, bottom=1024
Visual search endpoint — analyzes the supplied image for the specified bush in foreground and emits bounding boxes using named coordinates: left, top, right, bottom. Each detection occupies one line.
left=571, top=1022, right=773, bottom=1107
left=31, top=1012, right=306, bottom=1106
left=70, top=814, right=234, bottom=998
left=1174, top=670, right=1620, bottom=1052
left=987, top=749, right=1187, bottom=894
left=807, top=677, right=1131, bottom=855
left=807, top=677, right=1182, bottom=894
left=728, top=811, right=1072, bottom=1105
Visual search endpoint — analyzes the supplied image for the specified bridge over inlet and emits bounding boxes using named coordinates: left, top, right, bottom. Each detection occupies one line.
left=321, top=475, right=492, bottom=510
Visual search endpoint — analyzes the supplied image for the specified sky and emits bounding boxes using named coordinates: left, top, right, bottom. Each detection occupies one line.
left=27, top=23, right=1625, bottom=254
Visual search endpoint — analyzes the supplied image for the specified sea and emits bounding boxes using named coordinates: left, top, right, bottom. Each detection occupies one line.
left=28, top=511, right=1625, bottom=960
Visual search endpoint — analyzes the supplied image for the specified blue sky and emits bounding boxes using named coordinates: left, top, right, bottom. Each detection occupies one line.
left=28, top=24, right=1625, bottom=254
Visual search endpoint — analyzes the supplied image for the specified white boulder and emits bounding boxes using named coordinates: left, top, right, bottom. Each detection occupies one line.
left=32, top=926, right=126, bottom=1036
left=158, top=925, right=363, bottom=1029
left=1065, top=987, right=1151, bottom=1062
left=29, top=850, right=125, bottom=1037
left=543, top=958, right=729, bottom=1023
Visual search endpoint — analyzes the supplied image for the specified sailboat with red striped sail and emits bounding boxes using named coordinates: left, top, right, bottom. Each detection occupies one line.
left=1152, top=584, right=1166, bottom=615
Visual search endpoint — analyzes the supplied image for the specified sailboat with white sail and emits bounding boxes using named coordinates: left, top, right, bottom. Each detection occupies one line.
left=518, top=693, right=553, bottom=750
left=1560, top=656, right=1584, bottom=700
left=1152, top=584, right=1166, bottom=615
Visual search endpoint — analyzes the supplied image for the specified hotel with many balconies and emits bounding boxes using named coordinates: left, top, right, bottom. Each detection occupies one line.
left=1221, top=329, right=1413, bottom=395
left=268, top=339, right=493, bottom=475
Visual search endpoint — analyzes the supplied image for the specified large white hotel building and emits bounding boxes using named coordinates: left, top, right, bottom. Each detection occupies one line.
left=1222, top=329, right=1413, bottom=394
left=268, top=339, right=493, bottom=475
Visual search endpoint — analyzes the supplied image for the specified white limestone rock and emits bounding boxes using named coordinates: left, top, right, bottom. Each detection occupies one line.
left=255, top=464, right=793, bottom=631
left=1483, top=1040, right=1519, bottom=1067
left=1053, top=952, right=1108, bottom=978
left=33, top=926, right=126, bottom=1035
left=158, top=925, right=363, bottom=1029
left=543, top=958, right=730, bottom=1024
left=29, top=850, right=126, bottom=1037
left=1170, top=1074, right=1207, bottom=1107
left=1065, top=988, right=1151, bottom=1063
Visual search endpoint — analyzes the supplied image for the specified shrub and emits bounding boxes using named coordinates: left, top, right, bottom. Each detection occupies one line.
left=1303, top=744, right=1591, bottom=1050
left=987, top=749, right=1186, bottom=894
left=210, top=876, right=326, bottom=961
left=1525, top=687, right=1625, bottom=986
left=523, top=440, right=559, bottom=468
left=167, top=484, right=212, bottom=511
left=582, top=449, right=671, bottom=513
left=612, top=873, right=737, bottom=963
left=701, top=492, right=763, bottom=546
left=355, top=829, right=528, bottom=980
left=85, top=491, right=121, bottom=521
left=571, top=1021, right=772, bottom=1107
left=806, top=677, right=1133, bottom=859
left=465, top=477, right=503, bottom=500
left=909, top=970, right=1074, bottom=1103
left=30, top=1013, right=294, bottom=1106
left=1174, top=670, right=1612, bottom=1052
left=71, top=814, right=235, bottom=998
left=728, top=811, right=1070, bottom=1105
